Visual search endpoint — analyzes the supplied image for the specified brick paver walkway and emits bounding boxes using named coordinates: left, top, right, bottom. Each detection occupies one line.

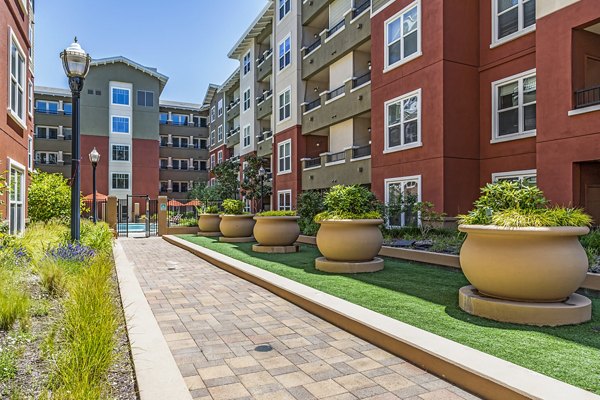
left=120, top=238, right=480, bottom=400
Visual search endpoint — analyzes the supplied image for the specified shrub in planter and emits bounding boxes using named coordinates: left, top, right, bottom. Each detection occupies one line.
left=219, top=199, right=255, bottom=238
left=197, top=205, right=221, bottom=233
left=314, top=185, right=383, bottom=263
left=253, top=211, right=300, bottom=247
left=297, top=191, right=325, bottom=236
left=458, top=181, right=592, bottom=302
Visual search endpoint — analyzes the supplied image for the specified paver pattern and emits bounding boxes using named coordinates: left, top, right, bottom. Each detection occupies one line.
left=120, top=238, right=480, bottom=400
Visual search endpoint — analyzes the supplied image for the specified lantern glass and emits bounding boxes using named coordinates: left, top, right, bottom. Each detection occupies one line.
left=88, top=147, right=101, bottom=164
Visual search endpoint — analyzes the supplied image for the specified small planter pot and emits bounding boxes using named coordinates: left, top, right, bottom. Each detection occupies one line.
left=253, top=216, right=300, bottom=246
left=197, top=214, right=221, bottom=233
left=316, top=219, right=384, bottom=262
left=219, top=214, right=256, bottom=238
left=458, top=225, right=590, bottom=302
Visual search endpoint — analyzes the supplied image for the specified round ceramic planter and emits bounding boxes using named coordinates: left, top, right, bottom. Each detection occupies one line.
left=316, top=219, right=384, bottom=262
left=253, top=216, right=300, bottom=246
left=198, top=214, right=221, bottom=233
left=458, top=225, right=590, bottom=302
left=219, top=214, right=256, bottom=238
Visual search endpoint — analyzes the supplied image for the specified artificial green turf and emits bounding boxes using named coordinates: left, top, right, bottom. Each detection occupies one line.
left=178, top=235, right=600, bottom=394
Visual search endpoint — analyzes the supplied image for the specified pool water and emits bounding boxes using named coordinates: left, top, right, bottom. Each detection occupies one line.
left=117, top=223, right=156, bottom=233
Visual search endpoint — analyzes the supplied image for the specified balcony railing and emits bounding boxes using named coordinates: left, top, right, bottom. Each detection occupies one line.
left=257, top=49, right=273, bottom=65
left=305, top=98, right=321, bottom=112
left=353, top=0, right=370, bottom=18
left=305, top=37, right=322, bottom=55
left=228, top=127, right=240, bottom=137
left=326, top=151, right=346, bottom=163
left=257, top=89, right=273, bottom=104
left=327, top=85, right=345, bottom=101
left=327, top=19, right=345, bottom=38
left=575, top=86, right=600, bottom=109
left=352, top=144, right=371, bottom=159
left=353, top=71, right=371, bottom=88
left=226, top=99, right=240, bottom=111
left=305, top=158, right=321, bottom=168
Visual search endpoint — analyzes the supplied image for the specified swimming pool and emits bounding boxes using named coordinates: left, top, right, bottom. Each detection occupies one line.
left=117, top=223, right=157, bottom=233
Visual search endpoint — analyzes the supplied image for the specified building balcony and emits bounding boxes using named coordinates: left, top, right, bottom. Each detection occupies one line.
left=34, top=137, right=72, bottom=153
left=159, top=123, right=208, bottom=136
left=34, top=110, right=72, bottom=127
left=574, top=86, right=600, bottom=109
left=302, top=0, right=329, bottom=25
left=256, top=91, right=273, bottom=120
left=256, top=49, right=273, bottom=82
left=226, top=99, right=240, bottom=121
left=226, top=127, right=240, bottom=148
left=301, top=145, right=371, bottom=191
left=257, top=133, right=273, bottom=157
left=301, top=73, right=371, bottom=134
left=159, top=169, right=208, bottom=182
left=35, top=162, right=71, bottom=177
left=301, top=4, right=371, bottom=80
left=159, top=146, right=208, bottom=160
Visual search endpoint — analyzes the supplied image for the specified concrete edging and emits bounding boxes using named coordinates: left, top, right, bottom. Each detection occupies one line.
left=113, top=241, right=193, bottom=400
left=297, top=235, right=600, bottom=291
left=164, top=235, right=600, bottom=400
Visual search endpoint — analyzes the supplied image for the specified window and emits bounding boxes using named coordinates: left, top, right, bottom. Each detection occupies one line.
left=218, top=99, right=223, bottom=116
left=112, top=116, right=130, bottom=133
left=111, top=87, right=130, bottom=105
left=279, top=0, right=291, bottom=20
left=111, top=144, right=130, bottom=161
left=278, top=190, right=292, bottom=211
left=279, top=35, right=291, bottom=71
left=172, top=137, right=189, bottom=148
left=243, top=88, right=251, bottom=111
left=180, top=159, right=189, bottom=170
left=211, top=106, right=216, bottom=122
left=218, top=126, right=223, bottom=142
left=494, top=0, right=535, bottom=43
left=8, top=165, right=25, bottom=234
left=28, top=81, right=32, bottom=116
left=172, top=182, right=180, bottom=193
left=35, top=126, right=58, bottom=139
left=160, top=136, right=169, bottom=147
left=160, top=159, right=169, bottom=169
left=63, top=128, right=72, bottom=140
left=180, top=182, right=188, bottom=193
left=198, top=117, right=207, bottom=128
left=159, top=113, right=168, bottom=125
left=160, top=181, right=169, bottom=192
left=278, top=139, right=291, bottom=174
left=243, top=51, right=251, bottom=75
left=492, top=169, right=537, bottom=186
left=243, top=125, right=251, bottom=147
left=35, top=151, right=58, bottom=165
left=385, top=1, right=420, bottom=70
left=218, top=151, right=223, bottom=164
left=278, top=88, right=291, bottom=122
left=27, top=136, right=33, bottom=170
left=199, top=160, right=207, bottom=171
left=112, top=173, right=130, bottom=190
left=210, top=154, right=215, bottom=168
left=9, top=31, right=26, bottom=123
left=35, top=100, right=58, bottom=114
left=493, top=70, right=536, bottom=142
left=210, top=130, right=215, bottom=146
left=385, top=176, right=421, bottom=227
left=137, top=90, right=154, bottom=107
left=385, top=89, right=421, bottom=151
left=172, top=114, right=189, bottom=126
left=63, top=103, right=72, bottom=115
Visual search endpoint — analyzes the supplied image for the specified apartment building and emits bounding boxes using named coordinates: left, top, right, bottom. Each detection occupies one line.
left=0, top=0, right=34, bottom=234
left=34, top=57, right=210, bottom=208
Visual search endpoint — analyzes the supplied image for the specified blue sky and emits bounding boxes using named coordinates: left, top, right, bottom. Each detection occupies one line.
left=34, top=0, right=269, bottom=104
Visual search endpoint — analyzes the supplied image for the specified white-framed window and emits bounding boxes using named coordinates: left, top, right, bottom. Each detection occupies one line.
left=111, top=87, right=130, bottom=106
left=218, top=99, right=223, bottom=116
left=278, top=190, right=292, bottom=211
left=493, top=0, right=536, bottom=44
left=384, top=89, right=421, bottom=152
left=111, top=144, right=130, bottom=161
left=211, top=106, right=216, bottom=122
left=492, top=69, right=536, bottom=142
left=160, top=181, right=169, bottom=192
left=172, top=181, right=189, bottom=193
left=243, top=125, right=251, bottom=147
left=111, top=116, right=130, bottom=134
left=278, top=139, right=291, bottom=174
left=278, top=35, right=291, bottom=71
left=210, top=130, right=215, bottom=146
left=137, top=90, right=154, bottom=107
left=172, top=159, right=189, bottom=170
left=385, top=1, right=420, bottom=71
left=210, top=154, right=216, bottom=168
left=278, top=88, right=291, bottom=122
left=218, top=125, right=223, bottom=141
left=172, top=136, right=189, bottom=148
left=218, top=150, right=223, bottom=164
left=492, top=169, right=537, bottom=186
left=243, top=88, right=251, bottom=111
left=8, top=161, right=25, bottom=234
left=243, top=51, right=251, bottom=75
left=63, top=128, right=72, bottom=139
left=28, top=80, right=33, bottom=117
left=384, top=175, right=421, bottom=227
left=159, top=158, right=169, bottom=169
left=35, top=126, right=58, bottom=139
left=8, top=29, right=26, bottom=125
left=35, top=100, right=58, bottom=114
left=172, top=114, right=188, bottom=126
left=35, top=151, right=58, bottom=165
left=27, top=136, right=33, bottom=170
left=111, top=173, right=130, bottom=190
left=279, top=0, right=291, bottom=21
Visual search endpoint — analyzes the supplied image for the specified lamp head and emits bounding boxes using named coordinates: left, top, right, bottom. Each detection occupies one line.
left=60, top=37, right=91, bottom=79
left=88, top=147, right=100, bottom=164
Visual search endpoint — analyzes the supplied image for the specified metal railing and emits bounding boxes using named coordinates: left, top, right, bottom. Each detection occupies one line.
left=327, top=85, right=345, bottom=101
left=167, top=200, right=199, bottom=227
left=171, top=120, right=189, bottom=126
left=326, top=151, right=346, bottom=163
left=575, top=86, right=600, bottom=109
left=226, top=99, right=240, bottom=111
left=353, top=71, right=371, bottom=88
left=257, top=49, right=273, bottom=65
left=305, top=37, right=322, bottom=55
left=305, top=98, right=321, bottom=112
left=304, top=157, right=321, bottom=168
left=257, top=90, right=273, bottom=104
left=327, top=19, right=345, bottom=37
left=353, top=0, right=370, bottom=18
left=352, top=144, right=371, bottom=159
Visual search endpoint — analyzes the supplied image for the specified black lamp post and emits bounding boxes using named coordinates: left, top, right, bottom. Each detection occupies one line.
left=258, top=165, right=266, bottom=212
left=60, top=38, right=91, bottom=241
left=88, top=147, right=100, bottom=223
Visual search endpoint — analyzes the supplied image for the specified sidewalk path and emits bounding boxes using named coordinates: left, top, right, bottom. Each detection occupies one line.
left=120, top=237, right=480, bottom=400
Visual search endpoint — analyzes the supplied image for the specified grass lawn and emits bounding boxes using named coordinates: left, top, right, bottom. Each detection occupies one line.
left=179, top=235, right=600, bottom=394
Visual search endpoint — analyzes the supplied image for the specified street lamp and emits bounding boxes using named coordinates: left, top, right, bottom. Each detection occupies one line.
left=88, top=147, right=100, bottom=223
left=258, top=165, right=266, bottom=212
left=61, top=38, right=91, bottom=241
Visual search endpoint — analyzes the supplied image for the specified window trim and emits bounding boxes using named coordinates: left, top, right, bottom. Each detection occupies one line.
left=242, top=124, right=252, bottom=148
left=27, top=136, right=33, bottom=170
left=111, top=115, right=131, bottom=134
left=278, top=0, right=291, bottom=22
left=383, top=88, right=422, bottom=153
left=277, top=138, right=292, bottom=175
left=217, top=150, right=223, bottom=164
left=28, top=80, right=33, bottom=118
left=218, top=99, right=223, bottom=116
left=110, top=143, right=131, bottom=162
left=7, top=158, right=26, bottom=235
left=383, top=0, right=422, bottom=73
left=8, top=28, right=27, bottom=128
left=136, top=90, right=155, bottom=107
left=35, top=151, right=59, bottom=165
left=277, top=86, right=292, bottom=124
left=277, top=189, right=292, bottom=211
left=384, top=175, right=422, bottom=228
left=243, top=51, right=252, bottom=76
left=111, top=86, right=131, bottom=106
left=218, top=125, right=223, bottom=142
left=35, top=125, right=59, bottom=139
left=491, top=0, right=536, bottom=48
left=111, top=172, right=131, bottom=190
left=491, top=68, right=537, bottom=143
left=278, top=34, right=292, bottom=73
left=242, top=88, right=251, bottom=112
left=492, top=169, right=537, bottom=183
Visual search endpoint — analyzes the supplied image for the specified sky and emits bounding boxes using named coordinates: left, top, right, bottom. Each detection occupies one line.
left=34, top=0, right=269, bottom=104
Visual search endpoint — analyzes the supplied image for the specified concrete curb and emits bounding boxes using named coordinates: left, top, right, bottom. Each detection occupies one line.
left=164, top=235, right=600, bottom=400
left=113, top=241, right=193, bottom=400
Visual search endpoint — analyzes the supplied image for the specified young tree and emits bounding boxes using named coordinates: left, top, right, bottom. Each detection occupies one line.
left=28, top=171, right=72, bottom=222
left=240, top=155, right=271, bottom=212
left=212, top=159, right=239, bottom=200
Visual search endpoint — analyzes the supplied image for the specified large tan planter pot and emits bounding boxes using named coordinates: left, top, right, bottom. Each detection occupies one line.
left=197, top=214, right=221, bottom=232
left=253, top=216, right=300, bottom=246
left=219, top=214, right=255, bottom=238
left=316, top=219, right=384, bottom=262
left=458, top=225, right=590, bottom=302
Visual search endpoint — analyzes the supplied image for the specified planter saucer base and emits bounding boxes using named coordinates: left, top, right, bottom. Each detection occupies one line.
left=459, top=285, right=591, bottom=327
left=315, top=257, right=384, bottom=274
left=219, top=236, right=255, bottom=243
left=252, top=244, right=299, bottom=254
left=197, top=231, right=221, bottom=237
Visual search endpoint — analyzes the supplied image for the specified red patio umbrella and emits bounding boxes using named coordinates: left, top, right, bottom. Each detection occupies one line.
left=83, top=192, right=108, bottom=201
left=167, top=199, right=184, bottom=207
left=185, top=199, right=201, bottom=207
